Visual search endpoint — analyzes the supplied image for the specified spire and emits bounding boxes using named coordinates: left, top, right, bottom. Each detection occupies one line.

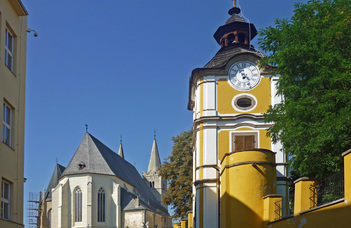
left=118, top=135, right=124, bottom=159
left=147, top=137, right=161, bottom=173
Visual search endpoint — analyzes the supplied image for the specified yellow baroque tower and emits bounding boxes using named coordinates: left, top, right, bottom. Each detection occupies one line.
left=187, top=4, right=288, bottom=228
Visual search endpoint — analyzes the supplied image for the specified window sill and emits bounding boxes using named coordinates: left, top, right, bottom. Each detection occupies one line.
left=4, top=64, right=16, bottom=77
left=2, top=142, right=15, bottom=151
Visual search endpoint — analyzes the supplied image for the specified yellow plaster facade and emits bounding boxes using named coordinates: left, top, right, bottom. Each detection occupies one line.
left=0, top=1, right=28, bottom=228
left=217, top=77, right=271, bottom=115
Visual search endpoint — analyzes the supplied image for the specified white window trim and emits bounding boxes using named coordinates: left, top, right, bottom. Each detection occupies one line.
left=231, top=93, right=258, bottom=112
left=229, top=130, right=260, bottom=152
left=5, top=28, right=14, bottom=71
left=1, top=180, right=11, bottom=220
left=2, top=103, right=12, bottom=147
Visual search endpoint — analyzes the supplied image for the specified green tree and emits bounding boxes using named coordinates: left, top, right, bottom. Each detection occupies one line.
left=159, top=130, right=193, bottom=219
left=259, top=0, right=351, bottom=179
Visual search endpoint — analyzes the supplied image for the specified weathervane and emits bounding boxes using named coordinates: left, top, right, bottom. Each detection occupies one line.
left=120, top=134, right=122, bottom=144
left=85, top=124, right=88, bottom=133
left=154, top=129, right=156, bottom=139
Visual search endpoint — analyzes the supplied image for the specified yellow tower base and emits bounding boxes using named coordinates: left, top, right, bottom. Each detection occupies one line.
left=220, top=149, right=277, bottom=228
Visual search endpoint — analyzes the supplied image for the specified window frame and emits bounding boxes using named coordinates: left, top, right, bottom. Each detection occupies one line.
left=1, top=180, right=11, bottom=220
left=74, top=187, right=82, bottom=223
left=2, top=103, right=12, bottom=147
left=97, top=188, right=105, bottom=222
left=5, top=28, right=14, bottom=72
left=231, top=131, right=259, bottom=152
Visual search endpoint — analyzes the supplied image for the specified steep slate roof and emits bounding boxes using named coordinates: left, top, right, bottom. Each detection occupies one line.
left=147, top=138, right=161, bottom=173
left=46, top=164, right=66, bottom=201
left=60, top=133, right=164, bottom=210
left=121, top=188, right=167, bottom=214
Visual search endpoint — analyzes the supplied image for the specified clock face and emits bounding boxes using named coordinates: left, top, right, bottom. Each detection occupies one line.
left=229, top=61, right=261, bottom=91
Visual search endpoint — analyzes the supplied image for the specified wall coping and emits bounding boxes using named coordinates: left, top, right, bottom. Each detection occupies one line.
left=220, top=148, right=276, bottom=164
left=262, top=194, right=283, bottom=199
left=293, top=177, right=317, bottom=184
left=342, top=148, right=351, bottom=157
left=299, top=198, right=345, bottom=215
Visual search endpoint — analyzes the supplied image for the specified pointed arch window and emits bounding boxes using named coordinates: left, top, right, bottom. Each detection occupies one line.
left=47, top=209, right=52, bottom=228
left=74, top=187, right=82, bottom=222
left=98, top=188, right=105, bottom=222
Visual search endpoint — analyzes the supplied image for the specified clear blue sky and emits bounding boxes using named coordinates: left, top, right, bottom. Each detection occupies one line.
left=22, top=0, right=306, bottom=223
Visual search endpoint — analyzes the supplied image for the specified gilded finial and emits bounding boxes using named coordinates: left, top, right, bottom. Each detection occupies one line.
left=233, top=0, right=236, bottom=7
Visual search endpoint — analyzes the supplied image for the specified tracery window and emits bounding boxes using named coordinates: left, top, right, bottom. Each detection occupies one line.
left=74, top=187, right=82, bottom=222
left=47, top=209, right=52, bottom=228
left=97, top=188, right=105, bottom=222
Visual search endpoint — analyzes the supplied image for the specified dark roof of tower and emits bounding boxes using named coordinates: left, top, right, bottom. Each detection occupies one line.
left=225, top=13, right=245, bottom=24
left=60, top=133, right=164, bottom=209
left=204, top=45, right=264, bottom=69
left=45, top=164, right=66, bottom=201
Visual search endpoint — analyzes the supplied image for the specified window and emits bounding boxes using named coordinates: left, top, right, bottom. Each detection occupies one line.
left=47, top=209, right=52, bottom=228
left=1, top=180, right=10, bottom=220
left=97, top=188, right=105, bottom=222
left=5, top=29, right=14, bottom=71
left=74, top=187, right=82, bottom=222
left=232, top=133, right=257, bottom=151
left=2, top=103, right=12, bottom=146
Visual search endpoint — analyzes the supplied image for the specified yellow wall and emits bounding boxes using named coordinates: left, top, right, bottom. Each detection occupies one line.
left=217, top=77, right=271, bottom=115
left=266, top=202, right=351, bottom=228
left=0, top=0, right=27, bottom=227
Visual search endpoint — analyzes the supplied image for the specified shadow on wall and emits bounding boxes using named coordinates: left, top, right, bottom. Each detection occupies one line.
left=221, top=193, right=263, bottom=228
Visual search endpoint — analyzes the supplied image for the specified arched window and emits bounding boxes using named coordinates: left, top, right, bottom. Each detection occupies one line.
left=47, top=209, right=52, bottom=228
left=74, top=187, right=82, bottom=222
left=98, top=188, right=105, bottom=222
left=227, top=34, right=235, bottom=45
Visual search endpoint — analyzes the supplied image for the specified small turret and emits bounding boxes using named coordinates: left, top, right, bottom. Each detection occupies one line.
left=118, top=135, right=124, bottom=159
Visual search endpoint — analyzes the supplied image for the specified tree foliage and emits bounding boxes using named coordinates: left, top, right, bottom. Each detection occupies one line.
left=159, top=130, right=193, bottom=219
left=259, top=0, right=351, bottom=178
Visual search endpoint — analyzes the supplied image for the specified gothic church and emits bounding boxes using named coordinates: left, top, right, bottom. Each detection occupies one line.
left=39, top=133, right=171, bottom=228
